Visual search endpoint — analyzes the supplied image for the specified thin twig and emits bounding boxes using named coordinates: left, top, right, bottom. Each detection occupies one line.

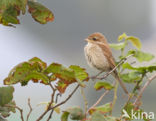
left=50, top=84, right=80, bottom=110
left=36, top=84, right=80, bottom=121
left=134, top=73, right=156, bottom=106
left=87, top=90, right=109, bottom=114
left=110, top=81, right=119, bottom=115
left=5, top=104, right=24, bottom=121
left=80, top=87, right=88, bottom=116
left=26, top=98, right=32, bottom=121
left=36, top=83, right=56, bottom=121
left=47, top=110, right=54, bottom=121
left=91, top=70, right=104, bottom=80
left=96, top=54, right=134, bottom=80
left=87, top=82, right=116, bottom=114
left=49, top=82, right=55, bottom=91
left=46, top=93, right=62, bottom=121
left=46, top=88, right=56, bottom=121
left=55, top=93, right=61, bottom=103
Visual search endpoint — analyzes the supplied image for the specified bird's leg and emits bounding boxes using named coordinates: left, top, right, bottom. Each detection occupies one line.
left=91, top=70, right=104, bottom=80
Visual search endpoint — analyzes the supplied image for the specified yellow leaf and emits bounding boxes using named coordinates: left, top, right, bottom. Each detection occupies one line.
left=118, top=33, right=127, bottom=41
left=37, top=102, right=60, bottom=114
left=54, top=107, right=60, bottom=114
left=126, top=36, right=142, bottom=49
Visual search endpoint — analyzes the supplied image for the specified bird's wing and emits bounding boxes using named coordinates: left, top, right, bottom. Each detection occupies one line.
left=98, top=43, right=116, bottom=70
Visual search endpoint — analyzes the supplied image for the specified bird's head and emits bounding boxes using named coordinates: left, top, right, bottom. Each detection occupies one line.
left=85, top=32, right=107, bottom=44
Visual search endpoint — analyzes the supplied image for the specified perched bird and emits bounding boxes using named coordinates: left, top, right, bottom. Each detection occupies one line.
left=84, top=32, right=128, bottom=95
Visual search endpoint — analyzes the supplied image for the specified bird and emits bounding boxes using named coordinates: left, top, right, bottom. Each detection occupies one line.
left=84, top=32, right=129, bottom=95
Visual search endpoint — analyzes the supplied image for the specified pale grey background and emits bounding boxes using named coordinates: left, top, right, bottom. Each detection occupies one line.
left=0, top=0, right=156, bottom=121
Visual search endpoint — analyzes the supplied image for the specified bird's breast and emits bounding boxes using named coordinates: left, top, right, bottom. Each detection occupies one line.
left=84, top=43, right=110, bottom=71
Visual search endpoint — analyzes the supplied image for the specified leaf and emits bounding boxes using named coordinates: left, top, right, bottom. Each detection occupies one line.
left=44, top=63, right=76, bottom=82
left=104, top=116, right=117, bottom=121
left=109, top=42, right=126, bottom=50
left=123, top=103, right=149, bottom=120
left=28, top=1, right=54, bottom=24
left=61, top=112, right=69, bottom=121
left=94, top=81, right=114, bottom=90
left=45, top=63, right=88, bottom=93
left=126, top=36, right=142, bottom=49
left=0, top=115, right=8, bottom=121
left=4, top=57, right=49, bottom=86
left=0, top=101, right=16, bottom=118
left=118, top=33, right=127, bottom=41
left=0, top=86, right=14, bottom=106
left=89, top=103, right=112, bottom=114
left=69, top=65, right=88, bottom=81
left=69, top=65, right=89, bottom=87
left=0, top=0, right=27, bottom=27
left=91, top=111, right=106, bottom=121
left=45, top=63, right=76, bottom=93
left=120, top=71, right=142, bottom=83
left=128, top=50, right=154, bottom=62
left=29, top=57, right=47, bottom=69
left=62, top=107, right=84, bottom=121
left=56, top=81, right=68, bottom=94
left=122, top=62, right=156, bottom=74
left=37, top=102, right=60, bottom=114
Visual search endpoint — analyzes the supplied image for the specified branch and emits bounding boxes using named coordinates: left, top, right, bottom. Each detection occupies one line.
left=87, top=90, right=109, bottom=113
left=36, top=84, right=80, bottom=121
left=50, top=84, right=80, bottom=110
left=87, top=81, right=116, bottom=114
left=26, top=98, right=32, bottom=121
left=134, top=73, right=156, bottom=106
left=5, top=104, right=24, bottom=121
left=110, top=81, right=118, bottom=115
left=36, top=83, right=56, bottom=121
left=80, top=87, right=88, bottom=116
left=47, top=93, right=62, bottom=121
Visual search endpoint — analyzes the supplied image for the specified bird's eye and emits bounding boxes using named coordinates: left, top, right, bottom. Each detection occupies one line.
left=92, top=37, right=97, bottom=41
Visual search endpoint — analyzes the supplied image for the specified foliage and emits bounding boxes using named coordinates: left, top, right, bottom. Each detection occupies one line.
left=0, top=33, right=155, bottom=121
left=0, top=0, right=54, bottom=27
left=0, top=86, right=16, bottom=119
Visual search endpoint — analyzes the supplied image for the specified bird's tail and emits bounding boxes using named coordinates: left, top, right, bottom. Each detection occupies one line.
left=113, top=72, right=129, bottom=95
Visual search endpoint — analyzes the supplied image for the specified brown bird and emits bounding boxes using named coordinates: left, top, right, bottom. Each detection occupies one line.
left=84, top=32, right=128, bottom=95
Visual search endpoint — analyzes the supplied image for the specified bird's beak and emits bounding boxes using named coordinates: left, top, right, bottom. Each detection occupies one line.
left=85, top=38, right=91, bottom=42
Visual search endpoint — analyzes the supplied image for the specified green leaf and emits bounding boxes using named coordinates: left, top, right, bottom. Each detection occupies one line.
left=94, top=81, right=114, bottom=90
left=0, top=101, right=16, bottom=118
left=28, top=1, right=54, bottom=24
left=126, top=36, right=142, bottom=49
left=69, top=65, right=89, bottom=87
left=120, top=71, right=142, bottom=83
left=118, top=33, right=127, bottom=41
left=122, top=62, right=156, bottom=73
left=91, top=111, right=106, bottom=121
left=109, top=42, right=126, bottom=50
left=4, top=57, right=49, bottom=86
left=69, top=65, right=88, bottom=81
left=63, top=107, right=84, bottom=121
left=61, top=112, right=69, bottom=121
left=56, top=81, right=68, bottom=94
left=104, top=116, right=117, bottom=121
left=128, top=50, right=154, bottom=62
left=44, top=63, right=75, bottom=82
left=0, top=0, right=27, bottom=27
left=28, top=57, right=47, bottom=69
left=89, top=103, right=112, bottom=114
left=123, top=103, right=149, bottom=121
left=0, top=86, right=14, bottom=106
left=0, top=115, right=8, bottom=121
left=45, top=63, right=88, bottom=93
